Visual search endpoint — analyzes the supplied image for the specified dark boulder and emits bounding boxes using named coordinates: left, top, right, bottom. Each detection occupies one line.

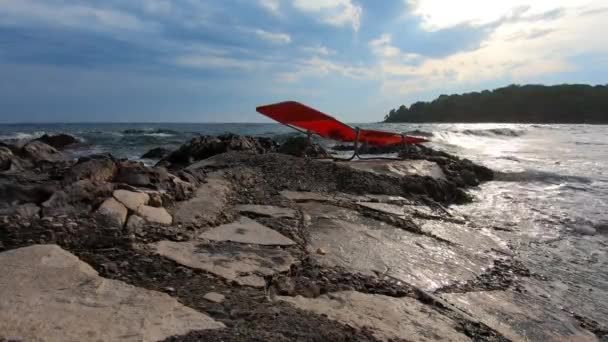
left=399, top=144, right=493, bottom=186
left=159, top=133, right=278, bottom=168
left=42, top=180, right=114, bottom=217
left=0, top=146, right=13, bottom=171
left=64, top=156, right=117, bottom=183
left=141, top=147, right=171, bottom=159
left=332, top=143, right=402, bottom=155
left=0, top=181, right=57, bottom=207
left=35, top=134, right=78, bottom=150
left=21, top=141, right=65, bottom=163
left=114, top=161, right=171, bottom=189
left=278, top=136, right=330, bottom=158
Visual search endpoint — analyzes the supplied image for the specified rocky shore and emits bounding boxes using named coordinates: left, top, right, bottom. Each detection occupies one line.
left=0, top=134, right=602, bottom=341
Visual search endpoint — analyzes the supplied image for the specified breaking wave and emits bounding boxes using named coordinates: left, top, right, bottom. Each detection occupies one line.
left=0, top=131, right=47, bottom=142
left=456, top=128, right=527, bottom=137
left=122, top=129, right=179, bottom=136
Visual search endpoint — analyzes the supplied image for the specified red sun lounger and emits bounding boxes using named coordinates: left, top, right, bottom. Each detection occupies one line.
left=256, top=101, right=428, bottom=160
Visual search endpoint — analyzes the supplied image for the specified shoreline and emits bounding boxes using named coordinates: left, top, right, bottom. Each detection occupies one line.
left=0, top=133, right=605, bottom=341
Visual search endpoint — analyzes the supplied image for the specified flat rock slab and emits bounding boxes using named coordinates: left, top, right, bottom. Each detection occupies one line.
left=280, top=291, right=470, bottom=341
left=417, top=220, right=509, bottom=253
left=151, top=240, right=295, bottom=288
left=359, top=201, right=445, bottom=220
left=302, top=203, right=495, bottom=291
left=173, top=174, right=232, bottom=226
left=136, top=205, right=172, bottom=225
left=113, top=189, right=149, bottom=211
left=235, top=204, right=297, bottom=219
left=0, top=245, right=224, bottom=342
left=345, top=159, right=446, bottom=181
left=441, top=289, right=597, bottom=341
left=280, top=190, right=331, bottom=202
left=200, top=216, right=295, bottom=246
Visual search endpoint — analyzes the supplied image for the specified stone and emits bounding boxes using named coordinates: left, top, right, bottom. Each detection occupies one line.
left=203, top=292, right=226, bottom=303
left=113, top=189, right=150, bottom=211
left=97, top=197, right=128, bottom=227
left=125, top=215, right=146, bottom=233
left=235, top=204, right=297, bottom=219
left=114, top=161, right=170, bottom=188
left=160, top=133, right=277, bottom=168
left=300, top=203, right=497, bottom=291
left=278, top=136, right=330, bottom=158
left=15, top=203, right=41, bottom=219
left=345, top=159, right=446, bottom=181
left=42, top=180, right=113, bottom=217
left=148, top=191, right=163, bottom=207
left=0, top=203, right=41, bottom=219
left=151, top=241, right=294, bottom=288
left=34, top=133, right=78, bottom=149
left=358, top=202, right=407, bottom=218
left=280, top=291, right=470, bottom=342
left=200, top=216, right=295, bottom=246
left=0, top=245, right=224, bottom=341
left=21, top=141, right=65, bottom=163
left=136, top=205, right=172, bottom=225
left=141, top=147, right=172, bottom=159
left=173, top=174, right=233, bottom=226
left=417, top=220, right=508, bottom=253
left=441, top=289, right=597, bottom=341
left=280, top=190, right=331, bottom=202
left=0, top=146, right=13, bottom=170
left=64, top=158, right=117, bottom=183
left=574, top=225, right=597, bottom=236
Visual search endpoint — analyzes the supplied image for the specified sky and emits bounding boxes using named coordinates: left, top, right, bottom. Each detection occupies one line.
left=0, top=0, right=606, bottom=123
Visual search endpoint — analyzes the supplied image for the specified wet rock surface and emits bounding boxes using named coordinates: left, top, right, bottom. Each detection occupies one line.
left=0, top=133, right=598, bottom=341
left=34, top=133, right=79, bottom=150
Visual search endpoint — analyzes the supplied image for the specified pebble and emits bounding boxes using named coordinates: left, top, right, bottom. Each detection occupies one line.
left=164, top=287, right=176, bottom=293
left=204, top=292, right=226, bottom=304
left=316, top=248, right=327, bottom=255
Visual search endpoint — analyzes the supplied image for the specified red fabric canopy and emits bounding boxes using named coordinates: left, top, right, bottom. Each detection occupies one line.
left=256, top=101, right=428, bottom=146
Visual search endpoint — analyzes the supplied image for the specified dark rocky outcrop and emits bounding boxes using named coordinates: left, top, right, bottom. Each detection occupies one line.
left=20, top=141, right=65, bottom=164
left=42, top=180, right=114, bottom=217
left=34, top=133, right=79, bottom=150
left=64, top=156, right=118, bottom=183
left=115, top=161, right=171, bottom=188
left=0, top=146, right=13, bottom=171
left=278, top=136, right=330, bottom=158
left=332, top=143, right=403, bottom=155
left=141, top=147, right=171, bottom=159
left=399, top=145, right=493, bottom=186
left=159, top=133, right=278, bottom=168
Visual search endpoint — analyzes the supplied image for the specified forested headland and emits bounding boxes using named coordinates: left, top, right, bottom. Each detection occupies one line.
left=383, top=84, right=608, bottom=123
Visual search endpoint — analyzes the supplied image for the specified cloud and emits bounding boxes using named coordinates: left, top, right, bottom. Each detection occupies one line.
left=175, top=55, right=262, bottom=70
left=252, top=28, right=292, bottom=44
left=293, top=0, right=362, bottom=31
left=258, top=0, right=281, bottom=16
left=407, top=0, right=583, bottom=31
left=301, top=45, right=335, bottom=56
left=277, top=57, right=372, bottom=82
left=0, top=0, right=153, bottom=32
left=376, top=2, right=608, bottom=95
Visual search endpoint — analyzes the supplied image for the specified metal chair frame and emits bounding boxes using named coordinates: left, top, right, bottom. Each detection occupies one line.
left=286, top=124, right=408, bottom=161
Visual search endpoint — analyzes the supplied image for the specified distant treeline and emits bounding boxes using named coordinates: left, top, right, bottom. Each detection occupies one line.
left=383, top=84, right=608, bottom=123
